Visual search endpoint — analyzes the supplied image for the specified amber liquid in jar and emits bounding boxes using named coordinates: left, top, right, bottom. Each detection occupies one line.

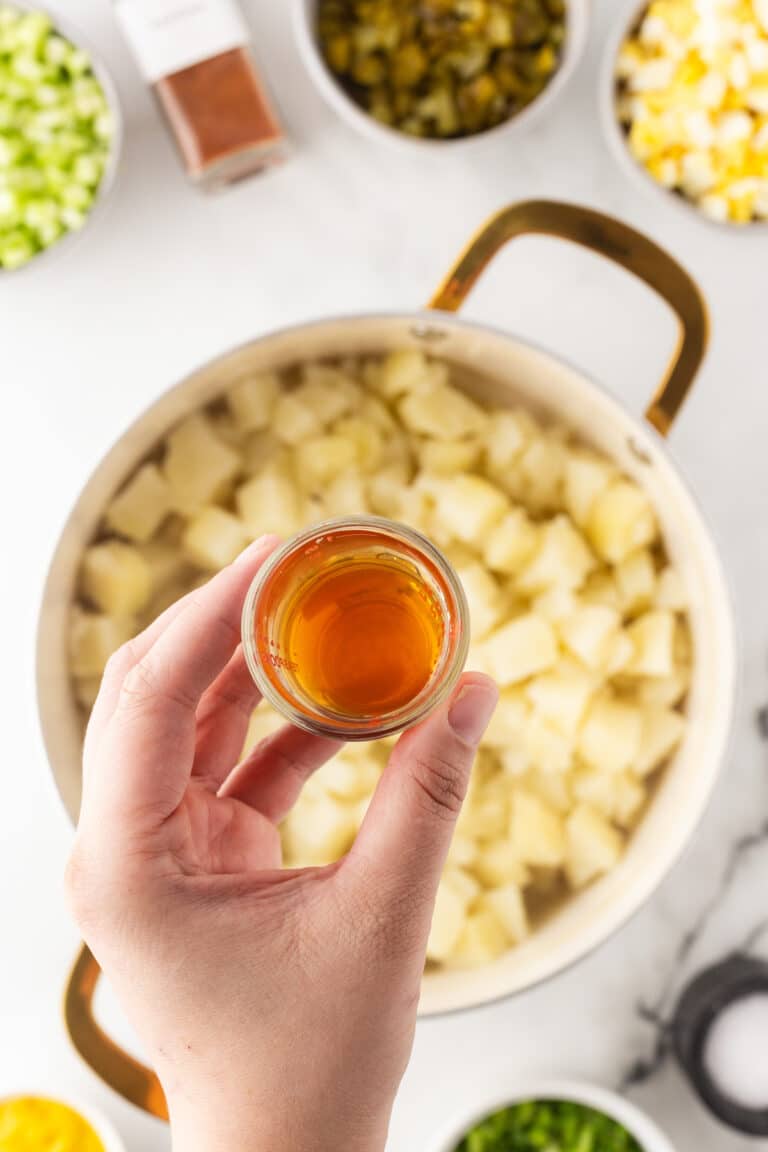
left=242, top=518, right=469, bottom=740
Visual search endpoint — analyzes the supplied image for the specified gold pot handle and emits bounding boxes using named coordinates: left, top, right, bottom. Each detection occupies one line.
left=64, top=944, right=168, bottom=1121
left=428, top=200, right=708, bottom=436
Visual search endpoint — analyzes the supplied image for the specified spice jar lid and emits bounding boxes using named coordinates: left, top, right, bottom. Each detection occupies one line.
left=672, top=953, right=768, bottom=1136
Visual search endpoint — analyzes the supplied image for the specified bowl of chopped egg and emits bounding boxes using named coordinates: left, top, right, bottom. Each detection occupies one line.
left=603, top=0, right=768, bottom=227
left=0, top=1093, right=125, bottom=1152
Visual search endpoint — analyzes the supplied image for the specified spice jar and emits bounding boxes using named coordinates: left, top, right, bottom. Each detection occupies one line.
left=114, top=0, right=286, bottom=187
left=242, top=517, right=469, bottom=740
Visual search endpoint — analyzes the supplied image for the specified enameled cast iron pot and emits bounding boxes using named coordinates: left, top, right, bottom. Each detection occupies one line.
left=37, top=202, right=735, bottom=1118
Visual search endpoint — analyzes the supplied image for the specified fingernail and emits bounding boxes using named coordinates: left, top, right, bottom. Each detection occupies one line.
left=448, top=678, right=499, bottom=744
left=235, top=535, right=280, bottom=565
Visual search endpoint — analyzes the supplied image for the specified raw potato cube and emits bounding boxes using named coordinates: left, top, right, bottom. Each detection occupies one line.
left=472, top=841, right=529, bottom=888
left=418, top=439, right=481, bottom=474
left=565, top=803, right=623, bottom=888
left=525, top=665, right=595, bottom=737
left=227, top=372, right=280, bottom=430
left=446, top=834, right=478, bottom=869
left=334, top=417, right=384, bottom=471
left=485, top=409, right=538, bottom=474
left=236, top=463, right=302, bottom=537
left=457, top=562, right=504, bottom=640
left=524, top=717, right=573, bottom=775
left=375, top=348, right=430, bottom=399
left=581, top=570, right=621, bottom=610
left=564, top=450, right=615, bottom=526
left=483, top=510, right=538, bottom=575
left=613, top=774, right=646, bottom=828
left=524, top=766, right=572, bottom=813
left=444, top=867, right=481, bottom=905
left=295, top=366, right=359, bottom=423
left=616, top=549, right=657, bottom=616
left=510, top=788, right=566, bottom=867
left=69, top=609, right=135, bottom=677
left=309, top=748, right=380, bottom=802
left=242, top=430, right=282, bottom=476
left=74, top=676, right=102, bottom=709
left=211, top=411, right=249, bottom=448
left=483, top=688, right=530, bottom=747
left=577, top=698, right=643, bottom=773
left=572, top=766, right=621, bottom=818
left=625, top=611, right=676, bottom=677
left=431, top=475, right=508, bottom=545
left=80, top=541, right=152, bottom=616
left=272, top=391, right=323, bottom=445
left=281, top=795, right=357, bottom=866
left=450, top=908, right=508, bottom=966
left=293, top=434, right=357, bottom=488
left=514, top=437, right=566, bottom=512
left=164, top=415, right=242, bottom=514
left=482, top=885, right=529, bottom=944
left=427, top=878, right=470, bottom=962
left=482, top=614, right=558, bottom=686
left=324, top=469, right=368, bottom=516
left=357, top=394, right=397, bottom=433
left=105, top=463, right=173, bottom=543
left=517, top=516, right=596, bottom=593
left=635, top=706, right=686, bottom=776
left=634, top=665, right=690, bottom=708
left=399, top=381, right=488, bottom=441
left=587, top=481, right=659, bottom=563
left=183, top=506, right=248, bottom=569
left=367, top=462, right=412, bottom=517
left=559, top=603, right=621, bottom=670
left=605, top=631, right=635, bottom=675
left=138, top=533, right=190, bottom=595
left=656, top=566, right=687, bottom=611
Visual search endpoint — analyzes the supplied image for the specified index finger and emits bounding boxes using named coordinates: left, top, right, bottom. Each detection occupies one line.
left=81, top=536, right=278, bottom=828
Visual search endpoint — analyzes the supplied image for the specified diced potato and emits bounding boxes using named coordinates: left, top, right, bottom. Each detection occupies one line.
left=182, top=506, right=248, bottom=569
left=242, top=430, right=282, bottom=476
left=80, top=541, right=152, bottom=616
left=633, top=665, right=690, bottom=707
left=656, top=566, right=687, bottom=611
left=357, top=394, right=397, bottom=433
left=481, top=884, right=529, bottom=944
left=483, top=687, right=530, bottom=747
left=581, top=570, right=621, bottom=610
left=458, top=792, right=508, bottom=841
left=334, top=417, right=384, bottom=472
left=510, top=788, right=566, bottom=867
left=450, top=908, right=508, bottom=966
left=367, top=462, right=412, bottom=516
left=613, top=774, right=646, bottom=828
left=483, top=509, right=538, bottom=575
left=559, top=603, right=621, bottom=669
left=227, top=372, right=280, bottom=430
left=572, top=766, right=620, bottom=818
left=431, top=475, right=508, bottom=545
left=399, top=381, right=488, bottom=441
left=565, top=804, right=623, bottom=888
left=499, top=745, right=531, bottom=777
left=513, top=436, right=566, bottom=512
left=587, top=480, right=659, bottom=563
left=105, top=463, right=173, bottom=543
left=485, top=408, right=537, bottom=474
left=482, top=614, right=558, bottom=686
left=236, top=463, right=302, bottom=537
left=324, top=469, right=368, bottom=516
left=427, top=878, right=470, bottom=963
left=444, top=867, right=481, bottom=905
left=605, top=631, right=635, bottom=675
left=577, top=697, right=643, bottom=773
left=457, top=562, right=504, bottom=640
left=69, top=609, right=134, bottom=677
left=210, top=411, right=249, bottom=447
left=310, top=747, right=380, bottom=801
left=73, top=676, right=102, bottom=710
left=164, top=415, right=242, bottom=514
left=524, top=717, right=573, bottom=775
left=525, top=664, right=595, bottom=737
left=281, top=795, right=358, bottom=866
left=138, top=535, right=190, bottom=594
left=272, top=391, right=324, bottom=446
left=295, top=365, right=360, bottom=423
left=517, top=516, right=596, bottom=593
left=293, top=434, right=357, bottom=488
left=616, top=549, right=657, bottom=616
left=625, top=611, right=676, bottom=677
left=472, top=841, right=529, bottom=887
left=523, top=766, right=572, bottom=813
left=446, top=834, right=478, bottom=869
left=635, top=705, right=686, bottom=776
left=563, top=450, right=615, bottom=526
left=531, top=587, right=578, bottom=622
left=374, top=348, right=431, bottom=399
left=418, top=438, right=481, bottom=474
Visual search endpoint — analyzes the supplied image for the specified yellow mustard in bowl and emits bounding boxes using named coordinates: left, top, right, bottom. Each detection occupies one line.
left=0, top=1096, right=106, bottom=1152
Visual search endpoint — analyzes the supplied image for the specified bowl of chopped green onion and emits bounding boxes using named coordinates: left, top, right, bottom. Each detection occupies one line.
left=427, top=1080, right=677, bottom=1152
left=0, top=2, right=121, bottom=272
left=294, top=0, right=588, bottom=148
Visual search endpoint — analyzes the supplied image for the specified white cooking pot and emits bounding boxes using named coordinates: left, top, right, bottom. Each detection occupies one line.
left=38, top=201, right=734, bottom=1119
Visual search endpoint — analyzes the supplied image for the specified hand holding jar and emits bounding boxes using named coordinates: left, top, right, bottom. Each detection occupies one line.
left=65, top=536, right=497, bottom=1152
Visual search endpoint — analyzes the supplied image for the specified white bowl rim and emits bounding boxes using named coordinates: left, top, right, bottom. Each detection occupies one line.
left=0, top=0, right=124, bottom=277
left=599, top=0, right=768, bottom=236
left=292, top=0, right=590, bottom=150
left=0, top=1090, right=126, bottom=1152
left=424, top=1077, right=678, bottom=1152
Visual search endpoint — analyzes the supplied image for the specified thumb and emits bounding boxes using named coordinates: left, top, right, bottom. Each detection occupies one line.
left=345, top=672, right=498, bottom=941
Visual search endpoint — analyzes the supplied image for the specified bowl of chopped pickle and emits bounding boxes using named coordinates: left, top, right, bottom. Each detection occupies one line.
left=294, top=0, right=587, bottom=145
left=604, top=0, right=768, bottom=227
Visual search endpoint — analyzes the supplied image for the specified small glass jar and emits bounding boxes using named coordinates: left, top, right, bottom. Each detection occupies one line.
left=242, top=517, right=469, bottom=740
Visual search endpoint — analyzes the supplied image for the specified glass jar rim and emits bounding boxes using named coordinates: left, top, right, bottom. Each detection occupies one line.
left=241, top=516, right=469, bottom=740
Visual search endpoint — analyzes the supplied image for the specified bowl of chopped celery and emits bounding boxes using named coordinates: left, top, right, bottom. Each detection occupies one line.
left=0, top=2, right=121, bottom=272
left=428, top=1080, right=676, bottom=1152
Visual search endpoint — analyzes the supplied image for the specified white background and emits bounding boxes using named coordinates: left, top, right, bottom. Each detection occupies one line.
left=1, top=0, right=766, bottom=1149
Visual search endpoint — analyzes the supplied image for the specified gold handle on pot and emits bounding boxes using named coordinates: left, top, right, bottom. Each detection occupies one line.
left=64, top=944, right=168, bottom=1120
left=429, top=200, right=708, bottom=436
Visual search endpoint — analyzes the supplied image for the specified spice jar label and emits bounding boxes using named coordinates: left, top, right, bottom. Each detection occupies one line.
left=115, top=0, right=249, bottom=83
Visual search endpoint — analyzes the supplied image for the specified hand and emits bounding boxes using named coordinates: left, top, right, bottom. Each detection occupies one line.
left=66, top=537, right=498, bottom=1152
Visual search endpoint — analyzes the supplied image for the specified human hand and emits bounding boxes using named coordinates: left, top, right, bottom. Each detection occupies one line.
left=66, top=537, right=498, bottom=1152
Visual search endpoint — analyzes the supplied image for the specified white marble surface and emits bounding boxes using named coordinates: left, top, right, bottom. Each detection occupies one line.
left=1, top=0, right=767, bottom=1148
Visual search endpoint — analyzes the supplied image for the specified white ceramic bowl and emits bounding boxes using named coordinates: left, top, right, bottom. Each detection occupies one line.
left=0, top=1092, right=126, bottom=1152
left=600, top=0, right=768, bottom=234
left=427, top=1079, right=676, bottom=1152
left=293, top=0, right=589, bottom=150
left=2, top=1, right=123, bottom=275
